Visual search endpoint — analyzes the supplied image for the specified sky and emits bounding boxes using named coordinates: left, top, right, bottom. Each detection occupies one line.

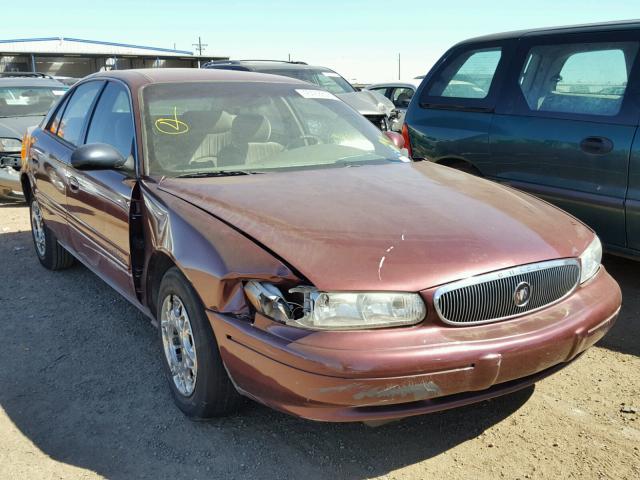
left=2, top=0, right=639, bottom=83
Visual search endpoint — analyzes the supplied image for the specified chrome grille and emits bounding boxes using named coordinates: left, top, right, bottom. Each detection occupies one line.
left=434, top=259, right=581, bottom=325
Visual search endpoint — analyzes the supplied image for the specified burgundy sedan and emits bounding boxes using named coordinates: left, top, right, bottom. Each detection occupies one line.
left=21, top=69, right=620, bottom=423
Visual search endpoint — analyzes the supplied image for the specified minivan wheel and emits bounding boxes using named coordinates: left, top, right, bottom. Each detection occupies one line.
left=29, top=198, right=74, bottom=270
left=157, top=267, right=242, bottom=419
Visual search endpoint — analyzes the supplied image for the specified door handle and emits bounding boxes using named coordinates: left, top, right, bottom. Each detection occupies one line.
left=580, top=136, right=613, bottom=155
left=68, top=176, right=80, bottom=193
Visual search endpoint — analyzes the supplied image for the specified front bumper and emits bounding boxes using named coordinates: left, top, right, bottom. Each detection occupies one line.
left=0, top=163, right=22, bottom=195
left=209, top=267, right=620, bottom=422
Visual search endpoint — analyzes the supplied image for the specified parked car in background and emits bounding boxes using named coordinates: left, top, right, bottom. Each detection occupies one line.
left=366, top=79, right=420, bottom=131
left=404, top=20, right=640, bottom=259
left=22, top=68, right=619, bottom=423
left=53, top=76, right=81, bottom=87
left=203, top=60, right=396, bottom=131
left=0, top=72, right=68, bottom=198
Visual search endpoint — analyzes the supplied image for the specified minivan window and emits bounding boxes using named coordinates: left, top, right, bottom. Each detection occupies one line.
left=428, top=48, right=502, bottom=99
left=56, top=81, right=104, bottom=145
left=86, top=82, right=135, bottom=161
left=518, top=42, right=638, bottom=117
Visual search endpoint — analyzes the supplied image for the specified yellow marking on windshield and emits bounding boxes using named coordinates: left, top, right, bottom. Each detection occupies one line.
left=155, top=106, right=190, bottom=135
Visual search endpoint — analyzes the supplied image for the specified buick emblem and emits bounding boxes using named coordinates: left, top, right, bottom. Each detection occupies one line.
left=513, top=282, right=531, bottom=307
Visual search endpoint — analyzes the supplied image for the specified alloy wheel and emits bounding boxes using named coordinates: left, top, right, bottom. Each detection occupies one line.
left=160, top=294, right=198, bottom=396
left=31, top=199, right=46, bottom=258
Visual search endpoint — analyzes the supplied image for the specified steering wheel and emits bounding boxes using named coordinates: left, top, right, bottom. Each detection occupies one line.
left=287, top=135, right=322, bottom=149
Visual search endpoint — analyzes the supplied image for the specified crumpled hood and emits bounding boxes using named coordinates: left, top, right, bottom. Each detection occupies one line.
left=155, top=162, right=593, bottom=292
left=336, top=90, right=395, bottom=116
left=0, top=115, right=43, bottom=139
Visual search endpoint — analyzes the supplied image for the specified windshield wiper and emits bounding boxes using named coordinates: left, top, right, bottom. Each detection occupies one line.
left=176, top=170, right=262, bottom=178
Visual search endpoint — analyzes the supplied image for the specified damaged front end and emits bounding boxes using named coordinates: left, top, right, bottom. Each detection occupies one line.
left=243, top=280, right=426, bottom=330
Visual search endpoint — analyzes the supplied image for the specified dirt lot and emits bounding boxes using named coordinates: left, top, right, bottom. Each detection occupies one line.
left=0, top=198, right=638, bottom=480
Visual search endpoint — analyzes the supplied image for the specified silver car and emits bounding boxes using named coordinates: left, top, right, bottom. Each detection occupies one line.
left=365, top=79, right=421, bottom=131
left=203, top=60, right=396, bottom=131
left=0, top=73, right=68, bottom=198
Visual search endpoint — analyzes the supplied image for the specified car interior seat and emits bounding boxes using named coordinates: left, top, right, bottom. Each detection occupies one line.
left=217, top=114, right=284, bottom=168
left=189, top=110, right=235, bottom=165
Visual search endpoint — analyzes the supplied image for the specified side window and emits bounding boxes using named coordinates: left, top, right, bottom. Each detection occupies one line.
left=48, top=95, right=71, bottom=135
left=391, top=87, right=414, bottom=108
left=57, top=81, right=104, bottom=145
left=428, top=48, right=502, bottom=99
left=370, top=87, right=391, bottom=99
left=518, top=42, right=638, bottom=117
left=86, top=82, right=135, bottom=161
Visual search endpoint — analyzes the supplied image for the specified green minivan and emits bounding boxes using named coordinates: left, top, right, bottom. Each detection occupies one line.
left=404, top=20, right=640, bottom=258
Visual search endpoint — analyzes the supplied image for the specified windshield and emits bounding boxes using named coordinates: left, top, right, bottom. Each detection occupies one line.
left=142, top=82, right=406, bottom=177
left=260, top=68, right=356, bottom=94
left=0, top=86, right=68, bottom=117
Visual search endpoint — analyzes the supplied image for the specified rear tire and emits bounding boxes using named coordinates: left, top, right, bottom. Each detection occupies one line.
left=157, top=267, right=242, bottom=419
left=29, top=198, right=74, bottom=270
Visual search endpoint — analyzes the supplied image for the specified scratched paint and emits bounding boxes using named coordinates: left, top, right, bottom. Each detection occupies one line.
left=353, top=381, right=441, bottom=401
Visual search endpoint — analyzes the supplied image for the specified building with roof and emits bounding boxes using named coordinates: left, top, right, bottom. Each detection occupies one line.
left=0, top=37, right=228, bottom=79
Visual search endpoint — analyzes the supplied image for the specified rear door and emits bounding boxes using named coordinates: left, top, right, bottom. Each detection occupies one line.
left=407, top=40, right=515, bottom=173
left=65, top=80, right=138, bottom=300
left=490, top=31, right=640, bottom=248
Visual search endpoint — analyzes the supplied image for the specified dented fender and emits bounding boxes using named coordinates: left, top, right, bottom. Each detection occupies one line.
left=140, top=181, right=299, bottom=314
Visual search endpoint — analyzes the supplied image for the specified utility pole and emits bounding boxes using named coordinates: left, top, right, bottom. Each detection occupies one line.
left=288, top=53, right=291, bottom=62
left=398, top=53, right=401, bottom=80
left=192, top=36, right=208, bottom=68
left=192, top=36, right=208, bottom=55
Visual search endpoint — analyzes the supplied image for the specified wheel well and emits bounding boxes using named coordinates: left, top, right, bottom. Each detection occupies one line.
left=436, top=158, right=482, bottom=176
left=146, top=252, right=176, bottom=316
left=20, top=174, right=31, bottom=203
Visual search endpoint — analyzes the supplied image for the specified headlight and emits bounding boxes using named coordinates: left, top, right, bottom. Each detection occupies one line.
left=579, top=236, right=602, bottom=284
left=0, top=138, right=22, bottom=153
left=301, top=292, right=426, bottom=330
left=244, top=281, right=426, bottom=330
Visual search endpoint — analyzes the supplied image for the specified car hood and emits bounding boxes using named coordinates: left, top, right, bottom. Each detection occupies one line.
left=156, top=162, right=593, bottom=292
left=0, top=115, right=43, bottom=139
left=336, top=90, right=395, bottom=116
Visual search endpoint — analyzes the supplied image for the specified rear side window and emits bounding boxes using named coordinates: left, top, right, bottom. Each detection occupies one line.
left=48, top=95, right=70, bottom=135
left=428, top=48, right=502, bottom=99
left=391, top=87, right=414, bottom=108
left=56, top=81, right=104, bottom=145
left=369, top=87, right=390, bottom=98
left=86, top=82, right=135, bottom=160
left=518, top=42, right=638, bottom=117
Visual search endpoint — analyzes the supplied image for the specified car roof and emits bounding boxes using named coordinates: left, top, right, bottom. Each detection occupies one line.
left=84, top=68, right=313, bottom=88
left=0, top=77, right=67, bottom=88
left=459, top=19, right=640, bottom=45
left=206, top=60, right=337, bottom=72
left=366, top=80, right=421, bottom=89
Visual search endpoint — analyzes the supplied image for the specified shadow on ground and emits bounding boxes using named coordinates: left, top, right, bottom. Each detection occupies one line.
left=0, top=227, right=535, bottom=480
left=600, top=255, right=640, bottom=357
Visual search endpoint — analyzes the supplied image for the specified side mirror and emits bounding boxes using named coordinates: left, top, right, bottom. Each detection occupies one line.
left=384, top=131, right=405, bottom=150
left=70, top=143, right=125, bottom=170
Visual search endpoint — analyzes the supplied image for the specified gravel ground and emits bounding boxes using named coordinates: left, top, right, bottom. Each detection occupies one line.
left=0, top=198, right=639, bottom=480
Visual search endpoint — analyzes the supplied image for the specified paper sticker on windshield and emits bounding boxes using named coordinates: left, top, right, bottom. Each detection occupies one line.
left=322, top=72, right=341, bottom=78
left=295, top=89, right=338, bottom=100
left=52, top=90, right=66, bottom=96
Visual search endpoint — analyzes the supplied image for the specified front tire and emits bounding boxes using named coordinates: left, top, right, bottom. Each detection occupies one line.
left=30, top=198, right=74, bottom=270
left=157, top=267, right=242, bottom=419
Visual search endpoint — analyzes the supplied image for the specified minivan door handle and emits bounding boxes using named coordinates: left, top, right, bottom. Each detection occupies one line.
left=580, top=136, right=613, bottom=155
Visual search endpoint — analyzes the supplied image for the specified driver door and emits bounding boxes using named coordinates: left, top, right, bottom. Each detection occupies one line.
left=65, top=81, right=138, bottom=301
